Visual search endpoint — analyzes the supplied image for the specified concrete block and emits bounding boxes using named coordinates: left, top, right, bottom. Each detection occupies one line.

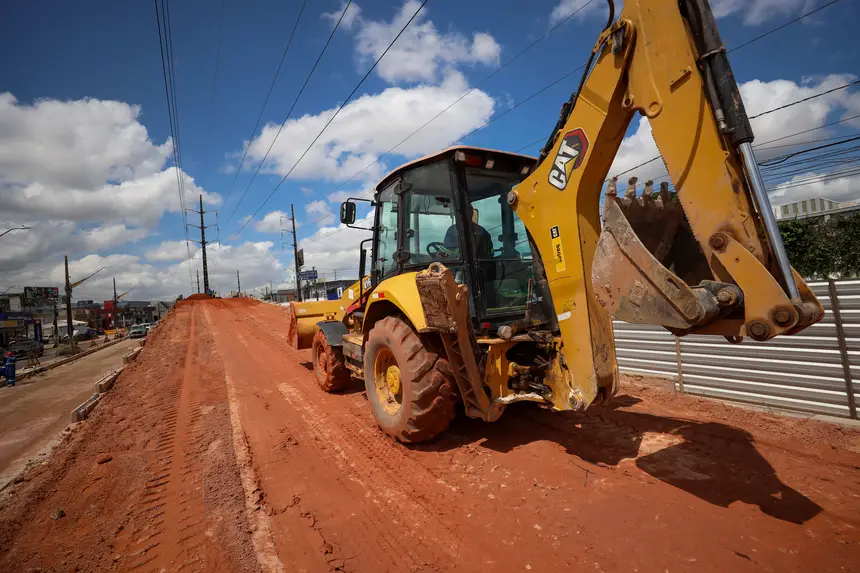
left=70, top=393, right=101, bottom=422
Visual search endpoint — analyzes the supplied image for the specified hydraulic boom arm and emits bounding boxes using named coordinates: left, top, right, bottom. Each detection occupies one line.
left=509, top=0, right=823, bottom=410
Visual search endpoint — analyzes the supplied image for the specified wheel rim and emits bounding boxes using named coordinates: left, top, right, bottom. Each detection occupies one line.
left=314, top=342, right=327, bottom=379
left=373, top=347, right=402, bottom=415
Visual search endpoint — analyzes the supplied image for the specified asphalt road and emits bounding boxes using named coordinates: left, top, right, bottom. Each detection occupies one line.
left=0, top=338, right=138, bottom=489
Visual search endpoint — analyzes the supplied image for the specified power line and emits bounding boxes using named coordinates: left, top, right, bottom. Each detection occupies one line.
left=760, top=136, right=860, bottom=166
left=209, top=0, right=226, bottom=115
left=749, top=79, right=860, bottom=119
left=224, top=0, right=353, bottom=227
left=154, top=0, right=193, bottom=291
left=728, top=0, right=846, bottom=53
left=220, top=0, right=310, bottom=214
left=611, top=81, right=860, bottom=179
left=755, top=132, right=860, bottom=150
left=228, top=0, right=431, bottom=242
left=310, top=0, right=595, bottom=210
left=755, top=113, right=860, bottom=147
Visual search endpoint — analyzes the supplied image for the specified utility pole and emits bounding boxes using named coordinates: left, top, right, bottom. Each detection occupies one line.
left=197, top=269, right=201, bottom=294
left=186, top=194, right=218, bottom=294
left=64, top=256, right=74, bottom=350
left=236, top=270, right=241, bottom=295
left=113, top=277, right=118, bottom=329
left=289, top=204, right=303, bottom=301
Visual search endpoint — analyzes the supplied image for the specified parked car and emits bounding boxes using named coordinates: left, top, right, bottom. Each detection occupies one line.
left=141, top=323, right=152, bottom=332
left=10, top=339, right=44, bottom=357
left=129, top=325, right=147, bottom=339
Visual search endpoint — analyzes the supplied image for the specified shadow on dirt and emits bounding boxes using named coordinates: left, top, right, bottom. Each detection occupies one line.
left=423, top=394, right=822, bottom=525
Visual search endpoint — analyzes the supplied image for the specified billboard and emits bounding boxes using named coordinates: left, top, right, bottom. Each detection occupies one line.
left=23, top=286, right=60, bottom=307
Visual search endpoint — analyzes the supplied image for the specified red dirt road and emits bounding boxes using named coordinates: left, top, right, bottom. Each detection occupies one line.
left=1, top=298, right=859, bottom=572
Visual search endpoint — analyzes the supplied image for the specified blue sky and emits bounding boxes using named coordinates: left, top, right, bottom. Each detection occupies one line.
left=2, top=0, right=859, bottom=299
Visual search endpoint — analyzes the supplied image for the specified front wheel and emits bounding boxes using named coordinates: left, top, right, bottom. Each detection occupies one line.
left=363, top=316, right=456, bottom=443
left=312, top=329, right=350, bottom=392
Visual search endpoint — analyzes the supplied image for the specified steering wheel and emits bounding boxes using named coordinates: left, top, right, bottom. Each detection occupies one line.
left=426, top=242, right=451, bottom=257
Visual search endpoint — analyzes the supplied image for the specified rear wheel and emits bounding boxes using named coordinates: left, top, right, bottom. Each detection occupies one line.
left=312, top=329, right=350, bottom=392
left=363, top=316, right=456, bottom=443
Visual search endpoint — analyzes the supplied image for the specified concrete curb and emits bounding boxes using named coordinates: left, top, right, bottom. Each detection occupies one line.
left=18, top=336, right=128, bottom=381
left=70, top=394, right=101, bottom=423
left=70, top=345, right=142, bottom=423
left=123, top=347, right=143, bottom=364
left=94, top=369, right=122, bottom=393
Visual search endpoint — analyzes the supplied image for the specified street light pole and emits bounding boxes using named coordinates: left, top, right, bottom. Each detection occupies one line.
left=0, top=226, right=31, bottom=239
left=64, top=257, right=110, bottom=353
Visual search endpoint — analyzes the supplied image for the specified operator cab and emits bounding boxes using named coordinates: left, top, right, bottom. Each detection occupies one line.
left=340, top=146, right=538, bottom=332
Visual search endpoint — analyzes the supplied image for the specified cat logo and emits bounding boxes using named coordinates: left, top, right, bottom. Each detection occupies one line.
left=548, top=128, right=589, bottom=190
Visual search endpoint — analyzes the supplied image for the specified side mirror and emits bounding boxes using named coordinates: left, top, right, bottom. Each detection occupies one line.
left=340, top=201, right=357, bottom=225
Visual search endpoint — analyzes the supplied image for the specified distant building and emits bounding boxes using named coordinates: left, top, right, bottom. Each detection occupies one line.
left=299, top=279, right=356, bottom=302
left=773, top=197, right=860, bottom=221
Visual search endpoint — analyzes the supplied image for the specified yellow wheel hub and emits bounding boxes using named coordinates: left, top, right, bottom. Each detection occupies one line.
left=385, top=365, right=401, bottom=394
left=373, top=348, right=402, bottom=415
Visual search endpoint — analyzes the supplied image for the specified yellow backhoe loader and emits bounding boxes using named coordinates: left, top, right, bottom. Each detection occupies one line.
left=287, top=0, right=824, bottom=442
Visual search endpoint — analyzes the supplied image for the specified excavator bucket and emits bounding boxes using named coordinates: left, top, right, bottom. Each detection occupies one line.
left=593, top=177, right=726, bottom=330
left=285, top=300, right=343, bottom=350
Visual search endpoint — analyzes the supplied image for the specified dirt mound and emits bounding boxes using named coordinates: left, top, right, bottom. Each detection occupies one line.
left=186, top=293, right=214, bottom=300
left=0, top=304, right=260, bottom=572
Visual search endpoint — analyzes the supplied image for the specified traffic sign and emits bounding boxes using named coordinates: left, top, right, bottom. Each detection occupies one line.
left=299, top=269, right=318, bottom=282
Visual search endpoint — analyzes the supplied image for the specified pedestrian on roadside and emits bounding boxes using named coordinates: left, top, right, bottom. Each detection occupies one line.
left=2, top=352, right=16, bottom=387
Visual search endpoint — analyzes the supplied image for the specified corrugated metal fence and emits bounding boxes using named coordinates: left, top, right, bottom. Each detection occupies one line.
left=613, top=279, right=859, bottom=419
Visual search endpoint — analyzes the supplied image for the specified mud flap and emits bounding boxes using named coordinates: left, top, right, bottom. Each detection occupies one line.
left=415, top=263, right=497, bottom=421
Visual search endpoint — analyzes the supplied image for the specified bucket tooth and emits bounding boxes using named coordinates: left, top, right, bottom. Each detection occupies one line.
left=624, top=176, right=637, bottom=199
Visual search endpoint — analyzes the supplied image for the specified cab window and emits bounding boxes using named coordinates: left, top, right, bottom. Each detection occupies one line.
left=403, top=161, right=459, bottom=266
left=374, top=181, right=399, bottom=278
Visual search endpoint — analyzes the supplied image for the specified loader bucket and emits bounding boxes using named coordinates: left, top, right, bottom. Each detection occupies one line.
left=285, top=300, right=343, bottom=350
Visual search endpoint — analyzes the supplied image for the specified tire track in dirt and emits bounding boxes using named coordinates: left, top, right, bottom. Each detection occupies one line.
left=211, top=300, right=860, bottom=573
left=114, top=305, right=208, bottom=571
left=205, top=302, right=476, bottom=572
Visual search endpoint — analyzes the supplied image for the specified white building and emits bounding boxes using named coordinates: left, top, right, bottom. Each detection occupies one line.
left=772, top=197, right=841, bottom=221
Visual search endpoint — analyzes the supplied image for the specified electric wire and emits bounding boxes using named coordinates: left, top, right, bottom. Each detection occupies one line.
left=220, top=0, right=310, bottom=213
left=228, top=0, right=430, bottom=242
left=306, top=0, right=596, bottom=215
left=223, top=0, right=353, bottom=227
left=727, top=0, right=845, bottom=53
left=154, top=0, right=194, bottom=291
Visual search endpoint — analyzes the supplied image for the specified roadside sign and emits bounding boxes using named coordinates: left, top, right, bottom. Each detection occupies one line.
left=299, top=269, right=318, bottom=282
left=23, top=286, right=60, bottom=306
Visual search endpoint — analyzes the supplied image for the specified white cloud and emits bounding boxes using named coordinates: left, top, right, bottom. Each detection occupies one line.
left=297, top=212, right=375, bottom=279
left=254, top=210, right=290, bottom=233
left=712, top=0, right=817, bottom=25
left=4, top=241, right=287, bottom=302
left=1, top=167, right=218, bottom=228
left=243, top=71, right=494, bottom=183
left=770, top=171, right=860, bottom=205
left=337, top=1, right=501, bottom=84
left=0, top=93, right=222, bottom=298
left=322, top=2, right=362, bottom=30
left=145, top=240, right=198, bottom=262
left=607, top=74, right=860, bottom=200
left=552, top=0, right=821, bottom=26
left=0, top=219, right=150, bottom=271
left=305, top=200, right=335, bottom=225
left=0, top=93, right=171, bottom=190
left=550, top=0, right=609, bottom=24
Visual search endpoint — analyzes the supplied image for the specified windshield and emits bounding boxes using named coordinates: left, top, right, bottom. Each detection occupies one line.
left=463, top=167, right=534, bottom=315
left=403, top=161, right=460, bottom=267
